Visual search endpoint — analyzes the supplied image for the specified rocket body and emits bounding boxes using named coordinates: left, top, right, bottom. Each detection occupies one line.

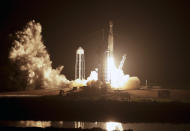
left=104, top=21, right=114, bottom=83
left=108, top=21, right=114, bottom=57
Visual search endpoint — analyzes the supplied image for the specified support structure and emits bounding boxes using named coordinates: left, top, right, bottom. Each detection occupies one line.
left=75, top=47, right=85, bottom=80
left=119, top=54, right=126, bottom=70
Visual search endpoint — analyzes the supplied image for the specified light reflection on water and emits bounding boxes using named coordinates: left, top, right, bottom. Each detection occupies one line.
left=20, top=120, right=51, bottom=128
left=0, top=121, right=190, bottom=131
left=74, top=121, right=123, bottom=131
left=106, top=122, right=123, bottom=131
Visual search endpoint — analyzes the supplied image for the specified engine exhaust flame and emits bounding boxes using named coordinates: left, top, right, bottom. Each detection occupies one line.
left=107, top=56, right=129, bottom=88
left=105, top=56, right=140, bottom=90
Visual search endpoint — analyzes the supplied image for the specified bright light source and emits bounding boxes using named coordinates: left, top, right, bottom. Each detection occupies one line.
left=105, top=56, right=130, bottom=89
left=106, top=122, right=123, bottom=131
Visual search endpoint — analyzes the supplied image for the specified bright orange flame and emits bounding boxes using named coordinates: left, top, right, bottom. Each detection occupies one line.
left=107, top=56, right=130, bottom=89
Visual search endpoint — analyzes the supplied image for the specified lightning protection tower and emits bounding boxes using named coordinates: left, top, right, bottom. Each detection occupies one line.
left=75, top=47, right=85, bottom=80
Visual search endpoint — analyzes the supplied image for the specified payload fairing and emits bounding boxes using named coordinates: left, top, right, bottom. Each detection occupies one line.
left=108, top=21, right=114, bottom=57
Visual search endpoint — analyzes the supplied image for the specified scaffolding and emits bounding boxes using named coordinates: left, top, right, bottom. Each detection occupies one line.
left=75, top=47, right=85, bottom=80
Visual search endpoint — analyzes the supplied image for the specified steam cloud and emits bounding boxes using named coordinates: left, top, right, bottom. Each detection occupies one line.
left=87, top=76, right=141, bottom=90
left=122, top=77, right=141, bottom=90
left=9, top=20, right=140, bottom=90
left=9, top=20, right=70, bottom=89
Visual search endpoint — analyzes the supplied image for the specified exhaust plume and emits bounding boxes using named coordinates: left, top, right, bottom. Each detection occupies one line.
left=9, top=20, right=70, bottom=89
left=121, top=76, right=141, bottom=90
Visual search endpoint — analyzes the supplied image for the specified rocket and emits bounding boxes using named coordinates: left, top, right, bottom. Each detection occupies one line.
left=104, top=21, right=114, bottom=83
left=108, top=21, right=114, bottom=57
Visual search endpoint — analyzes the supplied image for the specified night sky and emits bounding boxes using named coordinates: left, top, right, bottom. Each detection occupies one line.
left=0, top=0, right=190, bottom=88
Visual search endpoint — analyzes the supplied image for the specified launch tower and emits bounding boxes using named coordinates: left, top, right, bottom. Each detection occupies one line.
left=75, top=47, right=85, bottom=80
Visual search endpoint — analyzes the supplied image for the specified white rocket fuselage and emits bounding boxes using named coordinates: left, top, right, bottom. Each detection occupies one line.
left=108, top=21, right=114, bottom=57
left=104, top=21, right=114, bottom=83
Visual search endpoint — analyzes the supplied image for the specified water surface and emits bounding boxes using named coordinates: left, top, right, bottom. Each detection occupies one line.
left=0, top=121, right=190, bottom=131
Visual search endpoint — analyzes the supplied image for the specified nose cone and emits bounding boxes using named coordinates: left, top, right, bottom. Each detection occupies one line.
left=109, top=20, right=113, bottom=27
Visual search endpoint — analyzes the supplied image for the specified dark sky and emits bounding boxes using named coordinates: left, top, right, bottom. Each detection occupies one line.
left=0, top=0, right=190, bottom=87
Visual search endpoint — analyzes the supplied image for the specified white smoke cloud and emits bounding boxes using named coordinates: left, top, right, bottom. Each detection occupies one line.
left=8, top=20, right=140, bottom=91
left=71, top=70, right=99, bottom=87
left=9, top=20, right=70, bottom=89
left=122, top=76, right=141, bottom=90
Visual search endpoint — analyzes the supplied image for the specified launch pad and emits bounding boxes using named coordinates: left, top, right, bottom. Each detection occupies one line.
left=73, top=21, right=137, bottom=90
left=1, top=87, right=190, bottom=103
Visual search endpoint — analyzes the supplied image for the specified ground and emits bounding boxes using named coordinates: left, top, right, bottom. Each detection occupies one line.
left=1, top=88, right=190, bottom=103
left=0, top=88, right=190, bottom=123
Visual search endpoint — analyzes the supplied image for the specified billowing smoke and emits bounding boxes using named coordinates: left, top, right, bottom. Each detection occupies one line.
left=9, top=20, right=70, bottom=89
left=86, top=76, right=141, bottom=90
left=8, top=20, right=140, bottom=91
left=71, top=70, right=99, bottom=87
left=121, top=76, right=141, bottom=90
